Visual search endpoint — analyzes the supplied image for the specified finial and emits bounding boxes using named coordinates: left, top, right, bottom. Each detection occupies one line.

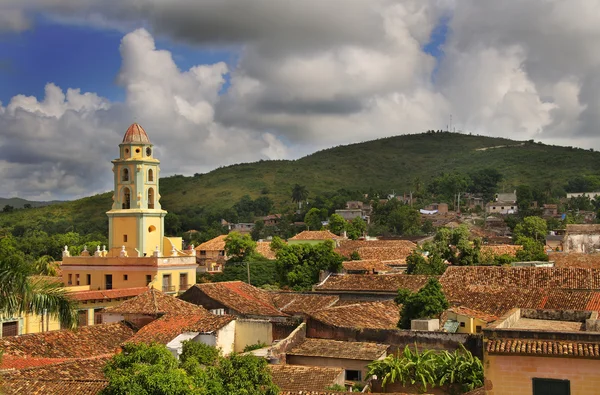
left=83, top=245, right=87, bottom=252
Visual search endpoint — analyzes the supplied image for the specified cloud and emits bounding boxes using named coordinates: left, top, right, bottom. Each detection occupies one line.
left=2, top=0, right=600, bottom=199
left=0, top=8, right=31, bottom=32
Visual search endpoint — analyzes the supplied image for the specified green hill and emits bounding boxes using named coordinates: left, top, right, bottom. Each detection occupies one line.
left=0, top=197, right=62, bottom=209
left=1, top=131, right=599, bottom=236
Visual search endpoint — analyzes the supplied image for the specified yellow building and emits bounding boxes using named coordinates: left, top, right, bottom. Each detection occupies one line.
left=444, top=306, right=498, bottom=334
left=0, top=123, right=198, bottom=338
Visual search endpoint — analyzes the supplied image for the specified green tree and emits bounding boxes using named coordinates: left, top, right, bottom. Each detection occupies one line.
left=304, top=208, right=323, bottom=231
left=468, top=168, right=503, bottom=203
left=180, top=340, right=221, bottom=366
left=33, top=255, right=59, bottom=276
left=250, top=220, right=265, bottom=241
left=388, top=205, right=421, bottom=235
left=346, top=217, right=367, bottom=239
left=516, top=237, right=549, bottom=262
left=405, top=251, right=447, bottom=275
left=291, top=184, right=309, bottom=208
left=328, top=213, right=346, bottom=235
left=224, top=232, right=256, bottom=263
left=397, top=278, right=449, bottom=329
left=513, top=216, right=547, bottom=244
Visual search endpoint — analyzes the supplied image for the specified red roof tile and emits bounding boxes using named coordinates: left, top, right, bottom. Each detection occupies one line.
left=70, top=287, right=147, bottom=302
left=486, top=338, right=600, bottom=358
left=270, top=365, right=343, bottom=392
left=6, top=355, right=110, bottom=381
left=102, top=288, right=205, bottom=316
left=289, top=231, right=342, bottom=240
left=288, top=338, right=388, bottom=360
left=271, top=293, right=339, bottom=315
left=122, top=122, right=150, bottom=144
left=342, top=259, right=392, bottom=273
left=0, top=356, right=70, bottom=370
left=447, top=306, right=498, bottom=323
left=315, top=274, right=434, bottom=293
left=309, top=300, right=400, bottom=330
left=0, top=379, right=108, bottom=395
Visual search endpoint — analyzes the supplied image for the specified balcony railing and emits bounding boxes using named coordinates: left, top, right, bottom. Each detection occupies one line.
left=162, top=285, right=176, bottom=293
left=179, top=283, right=191, bottom=291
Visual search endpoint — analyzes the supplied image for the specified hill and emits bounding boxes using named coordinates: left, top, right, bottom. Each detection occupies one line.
left=1, top=131, right=599, bottom=236
left=0, top=197, right=62, bottom=209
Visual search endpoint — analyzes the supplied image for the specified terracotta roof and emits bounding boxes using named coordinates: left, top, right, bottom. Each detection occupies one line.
left=342, top=259, right=392, bottom=273
left=288, top=338, right=388, bottom=360
left=309, top=300, right=400, bottom=330
left=566, top=224, right=600, bottom=234
left=0, top=379, right=108, bottom=395
left=315, top=274, right=435, bottom=293
left=269, top=365, right=343, bottom=392
left=549, top=253, right=600, bottom=269
left=191, top=281, right=287, bottom=317
left=335, top=239, right=416, bottom=259
left=447, top=306, right=498, bottom=323
left=70, top=287, right=147, bottom=301
left=128, top=312, right=234, bottom=345
left=480, top=244, right=522, bottom=258
left=102, top=288, right=205, bottom=316
left=0, top=356, right=70, bottom=370
left=271, top=293, right=339, bottom=315
left=256, top=241, right=277, bottom=260
left=0, top=323, right=134, bottom=359
left=122, top=122, right=150, bottom=144
left=289, top=230, right=342, bottom=240
left=356, top=246, right=415, bottom=262
left=195, top=235, right=227, bottom=251
left=486, top=338, right=600, bottom=358
left=6, top=355, right=110, bottom=381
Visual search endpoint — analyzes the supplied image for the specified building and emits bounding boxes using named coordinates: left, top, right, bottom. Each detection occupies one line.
left=484, top=308, right=600, bottom=395
left=564, top=224, right=600, bottom=253
left=288, top=230, right=343, bottom=246
left=443, top=306, right=497, bottom=334
left=566, top=192, right=600, bottom=200
left=485, top=202, right=517, bottom=215
left=261, top=214, right=282, bottom=227
left=221, top=220, right=255, bottom=234
left=541, top=204, right=559, bottom=217
left=195, top=235, right=227, bottom=272
left=269, top=365, right=345, bottom=393
left=341, top=259, right=393, bottom=274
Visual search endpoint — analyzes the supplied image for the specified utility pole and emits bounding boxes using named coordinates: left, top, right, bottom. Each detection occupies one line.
left=457, top=192, right=461, bottom=214
left=247, top=261, right=251, bottom=285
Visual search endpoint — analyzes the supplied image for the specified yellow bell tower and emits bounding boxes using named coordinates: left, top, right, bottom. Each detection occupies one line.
left=106, top=123, right=166, bottom=257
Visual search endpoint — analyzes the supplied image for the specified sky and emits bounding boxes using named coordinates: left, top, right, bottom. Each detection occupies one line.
left=1, top=0, right=600, bottom=200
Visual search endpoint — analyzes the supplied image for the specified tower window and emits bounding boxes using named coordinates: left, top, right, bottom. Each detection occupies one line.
left=148, top=188, right=155, bottom=209
left=123, top=235, right=128, bottom=242
left=148, top=169, right=154, bottom=182
left=148, top=225, right=156, bottom=233
left=122, top=187, right=131, bottom=209
left=136, top=148, right=141, bottom=153
left=122, top=168, right=129, bottom=182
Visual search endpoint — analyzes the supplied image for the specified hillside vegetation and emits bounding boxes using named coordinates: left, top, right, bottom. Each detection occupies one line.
left=1, top=131, right=599, bottom=237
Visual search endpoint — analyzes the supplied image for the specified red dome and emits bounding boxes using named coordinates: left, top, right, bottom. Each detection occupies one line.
left=122, top=123, right=151, bottom=144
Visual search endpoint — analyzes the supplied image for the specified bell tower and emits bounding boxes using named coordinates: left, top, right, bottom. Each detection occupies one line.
left=106, top=123, right=166, bottom=257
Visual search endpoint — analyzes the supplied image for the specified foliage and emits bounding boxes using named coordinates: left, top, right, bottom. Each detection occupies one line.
left=224, top=232, right=256, bottom=263
left=468, top=168, right=503, bottom=203
left=242, top=341, right=268, bottom=352
left=424, top=226, right=481, bottom=266
left=368, top=344, right=483, bottom=393
left=428, top=172, right=470, bottom=206
left=513, top=216, right=548, bottom=244
left=212, top=258, right=278, bottom=288
left=304, top=208, right=323, bottom=231
left=328, top=213, right=346, bottom=235
left=326, top=384, right=347, bottom=391
left=516, top=237, right=549, bottom=262
left=102, top=342, right=278, bottom=395
left=397, top=278, right=449, bottom=329
left=405, top=251, right=447, bottom=275
left=273, top=238, right=344, bottom=290
left=346, top=217, right=367, bottom=239
left=291, top=184, right=309, bottom=205
left=350, top=251, right=361, bottom=260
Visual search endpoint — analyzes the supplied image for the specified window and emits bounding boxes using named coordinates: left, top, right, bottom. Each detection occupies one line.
left=122, top=168, right=129, bottom=182
left=122, top=187, right=131, bottom=209
left=180, top=273, right=188, bottom=290
left=148, top=188, right=155, bottom=209
left=210, top=308, right=225, bottom=315
left=475, top=325, right=482, bottom=333
left=2, top=321, right=18, bottom=337
left=345, top=370, right=362, bottom=381
left=146, top=274, right=152, bottom=285
left=123, top=274, right=128, bottom=281
left=105, top=274, right=113, bottom=290
left=136, top=148, right=141, bottom=153
left=146, top=147, right=152, bottom=156
left=218, top=250, right=225, bottom=256
left=533, top=378, right=570, bottom=395
left=94, top=308, right=103, bottom=325
left=123, top=235, right=128, bottom=243
left=200, top=250, right=206, bottom=256
left=162, top=274, right=173, bottom=292
left=511, top=206, right=515, bottom=210
left=86, top=274, right=91, bottom=285
left=501, top=206, right=505, bottom=210
left=68, top=273, right=72, bottom=285
left=76, top=274, right=80, bottom=286
left=148, top=169, right=154, bottom=181
left=78, top=310, right=88, bottom=327
left=460, top=322, right=465, bottom=327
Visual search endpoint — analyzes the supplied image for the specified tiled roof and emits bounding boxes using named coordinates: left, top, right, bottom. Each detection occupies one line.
left=447, top=306, right=498, bottom=323
left=122, top=122, right=150, bottom=144
left=335, top=240, right=416, bottom=259
left=195, top=235, right=227, bottom=251
left=0, top=323, right=134, bottom=359
left=70, top=287, right=147, bottom=301
left=0, top=356, right=70, bottom=370
left=289, top=231, right=342, bottom=240
left=342, top=259, right=392, bottom=273
left=566, top=224, right=600, bottom=234
left=269, top=365, right=343, bottom=392
left=128, top=312, right=234, bottom=345
left=192, top=281, right=287, bottom=317
left=480, top=244, right=522, bottom=257
left=6, top=355, right=110, bottom=381
left=549, top=253, right=600, bottom=269
left=0, top=379, right=108, bottom=395
left=309, top=300, right=400, bottom=330
left=271, top=293, right=339, bottom=315
left=315, top=274, right=434, bottom=293
left=486, top=338, right=600, bottom=358
left=356, top=246, right=416, bottom=262
left=288, top=338, right=388, bottom=360
left=256, top=241, right=277, bottom=260
left=102, top=288, right=205, bottom=316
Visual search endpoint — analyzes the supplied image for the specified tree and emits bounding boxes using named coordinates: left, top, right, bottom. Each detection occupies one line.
left=513, top=216, right=547, bottom=244
left=291, top=184, right=309, bottom=208
left=224, top=232, right=256, bottom=262
left=34, top=255, right=59, bottom=276
left=516, top=237, right=549, bottom=262
left=304, top=208, right=322, bottom=231
left=397, top=278, right=449, bottom=329
left=180, top=340, right=221, bottom=366
left=346, top=217, right=367, bottom=239
left=328, top=214, right=346, bottom=235
left=425, top=226, right=481, bottom=266
left=250, top=220, right=265, bottom=241
left=388, top=205, right=421, bottom=235
left=405, top=251, right=447, bottom=275
left=468, top=168, right=503, bottom=203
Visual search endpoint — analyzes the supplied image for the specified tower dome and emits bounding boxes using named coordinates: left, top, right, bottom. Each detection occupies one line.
left=122, top=123, right=151, bottom=144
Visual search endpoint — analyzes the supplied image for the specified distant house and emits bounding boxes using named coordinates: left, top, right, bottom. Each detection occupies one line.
left=221, top=220, right=255, bottom=234
left=564, top=224, right=600, bottom=253
left=486, top=201, right=518, bottom=215
left=261, top=214, right=282, bottom=227
left=567, top=192, right=600, bottom=201
left=334, top=208, right=367, bottom=223
left=496, top=191, right=517, bottom=203
left=542, top=204, right=559, bottom=217
left=195, top=235, right=227, bottom=272
left=288, top=230, right=343, bottom=246
left=443, top=306, right=498, bottom=334
left=545, top=232, right=564, bottom=251
left=424, top=203, right=449, bottom=214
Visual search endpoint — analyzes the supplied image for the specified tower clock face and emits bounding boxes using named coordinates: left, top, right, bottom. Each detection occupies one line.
left=146, top=147, right=152, bottom=156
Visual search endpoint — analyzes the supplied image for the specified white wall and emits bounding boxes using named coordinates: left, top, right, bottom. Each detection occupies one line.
left=167, top=332, right=201, bottom=359
left=215, top=320, right=236, bottom=355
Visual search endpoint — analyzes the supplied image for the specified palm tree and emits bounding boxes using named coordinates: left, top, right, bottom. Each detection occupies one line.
left=0, top=259, right=78, bottom=330
left=34, top=255, right=59, bottom=276
left=291, top=184, right=309, bottom=209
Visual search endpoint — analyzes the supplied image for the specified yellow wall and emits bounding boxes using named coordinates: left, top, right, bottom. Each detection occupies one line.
left=234, top=319, right=273, bottom=352
left=64, top=267, right=157, bottom=290
left=447, top=312, right=486, bottom=334
left=144, top=216, right=162, bottom=255
left=111, top=216, right=139, bottom=253
left=484, top=354, right=600, bottom=395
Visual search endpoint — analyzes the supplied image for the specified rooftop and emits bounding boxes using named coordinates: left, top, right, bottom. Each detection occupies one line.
left=549, top=252, right=600, bottom=269
left=271, top=293, right=339, bottom=315
left=480, top=244, right=522, bottom=257
left=315, top=274, right=434, bottom=293
left=5, top=355, right=110, bottom=381
left=335, top=239, right=415, bottom=260
left=184, top=281, right=287, bottom=317
left=70, top=287, right=147, bottom=302
left=288, top=338, right=388, bottom=360
left=289, top=230, right=342, bottom=241
left=342, top=259, right=392, bottom=273
left=566, top=224, right=600, bottom=234
left=128, top=312, right=234, bottom=345
left=447, top=306, right=498, bottom=323
left=122, top=122, right=150, bottom=144
left=309, top=300, right=400, bottom=330
left=0, top=323, right=134, bottom=359
left=256, top=241, right=277, bottom=260
left=0, top=378, right=108, bottom=395
left=195, top=235, right=227, bottom=251
left=509, top=318, right=583, bottom=331
left=269, top=365, right=343, bottom=392
left=102, top=288, right=205, bottom=316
